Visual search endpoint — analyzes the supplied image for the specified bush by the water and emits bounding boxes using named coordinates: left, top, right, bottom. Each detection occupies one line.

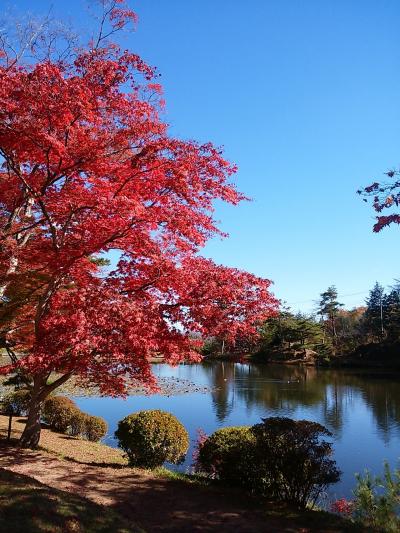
left=69, top=410, right=87, bottom=437
left=42, top=396, right=107, bottom=442
left=196, top=426, right=256, bottom=487
left=196, top=416, right=340, bottom=508
left=251, top=417, right=340, bottom=506
left=42, top=396, right=78, bottom=432
left=115, top=409, right=189, bottom=468
left=2, top=389, right=31, bottom=416
left=83, top=415, right=108, bottom=442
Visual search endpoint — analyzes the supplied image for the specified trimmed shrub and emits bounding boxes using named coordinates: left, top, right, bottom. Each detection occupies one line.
left=83, top=415, right=108, bottom=442
left=42, top=396, right=77, bottom=433
left=69, top=410, right=87, bottom=437
left=115, top=410, right=189, bottom=468
left=2, top=389, right=31, bottom=416
left=42, top=397, right=106, bottom=440
left=196, top=426, right=255, bottom=487
left=196, top=417, right=340, bottom=508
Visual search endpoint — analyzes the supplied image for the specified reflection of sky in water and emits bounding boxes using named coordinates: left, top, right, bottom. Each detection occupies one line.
left=74, top=362, right=400, bottom=499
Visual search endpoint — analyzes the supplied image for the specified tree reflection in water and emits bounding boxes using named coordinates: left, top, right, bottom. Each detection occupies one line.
left=201, top=361, right=400, bottom=441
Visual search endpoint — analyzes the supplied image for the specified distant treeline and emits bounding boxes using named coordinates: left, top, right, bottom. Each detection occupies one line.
left=202, top=282, right=400, bottom=367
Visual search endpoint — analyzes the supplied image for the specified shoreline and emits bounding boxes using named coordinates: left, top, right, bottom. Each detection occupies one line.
left=1, top=355, right=400, bottom=401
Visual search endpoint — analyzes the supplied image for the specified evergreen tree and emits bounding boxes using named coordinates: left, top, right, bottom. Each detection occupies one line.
left=364, top=282, right=386, bottom=340
left=384, top=282, right=400, bottom=341
left=294, top=313, right=324, bottom=347
left=260, top=308, right=324, bottom=355
left=318, top=286, right=343, bottom=348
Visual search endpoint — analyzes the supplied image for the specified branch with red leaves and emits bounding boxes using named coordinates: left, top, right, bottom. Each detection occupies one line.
left=358, top=169, right=400, bottom=232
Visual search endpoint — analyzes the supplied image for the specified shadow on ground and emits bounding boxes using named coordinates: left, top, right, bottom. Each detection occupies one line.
left=0, top=442, right=367, bottom=532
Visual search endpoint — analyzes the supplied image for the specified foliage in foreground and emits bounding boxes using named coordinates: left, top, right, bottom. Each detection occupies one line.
left=196, top=417, right=341, bottom=508
left=115, top=409, right=189, bottom=468
left=332, top=461, right=400, bottom=532
left=0, top=442, right=360, bottom=533
left=0, top=414, right=126, bottom=465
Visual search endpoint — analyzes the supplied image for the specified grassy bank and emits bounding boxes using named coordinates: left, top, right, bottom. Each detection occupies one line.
left=0, top=415, right=127, bottom=465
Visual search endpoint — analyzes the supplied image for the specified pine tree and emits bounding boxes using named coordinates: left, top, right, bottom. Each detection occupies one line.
left=294, top=313, right=324, bottom=347
left=384, top=282, right=400, bottom=341
left=318, top=286, right=343, bottom=349
left=364, top=282, right=386, bottom=341
left=260, top=309, right=324, bottom=355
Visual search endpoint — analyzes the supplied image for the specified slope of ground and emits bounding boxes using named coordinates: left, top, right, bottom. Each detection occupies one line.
left=0, top=435, right=368, bottom=532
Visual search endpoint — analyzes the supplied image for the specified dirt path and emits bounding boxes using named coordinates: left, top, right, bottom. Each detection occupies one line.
left=0, top=445, right=356, bottom=532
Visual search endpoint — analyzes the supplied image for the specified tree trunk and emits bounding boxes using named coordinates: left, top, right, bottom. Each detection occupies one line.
left=19, top=394, right=43, bottom=448
left=19, top=371, right=73, bottom=448
left=19, top=375, right=47, bottom=448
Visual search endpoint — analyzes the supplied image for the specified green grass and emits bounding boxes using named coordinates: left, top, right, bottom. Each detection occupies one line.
left=153, top=465, right=210, bottom=485
left=0, top=468, right=143, bottom=533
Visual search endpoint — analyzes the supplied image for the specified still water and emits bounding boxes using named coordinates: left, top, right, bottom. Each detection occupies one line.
left=74, top=362, right=400, bottom=499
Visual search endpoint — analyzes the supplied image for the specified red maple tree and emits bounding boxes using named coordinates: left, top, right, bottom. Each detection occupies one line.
left=0, top=1, right=278, bottom=447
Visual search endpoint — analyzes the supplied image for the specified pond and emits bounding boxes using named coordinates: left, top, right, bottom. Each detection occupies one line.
left=74, top=361, right=400, bottom=500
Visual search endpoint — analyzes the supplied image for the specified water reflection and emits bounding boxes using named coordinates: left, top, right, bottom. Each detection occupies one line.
left=207, top=361, right=235, bottom=422
left=201, top=362, right=400, bottom=440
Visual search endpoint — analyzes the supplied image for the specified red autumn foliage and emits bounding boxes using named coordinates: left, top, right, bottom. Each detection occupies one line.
left=330, top=498, right=354, bottom=517
left=0, top=1, right=278, bottom=446
left=192, top=428, right=209, bottom=467
left=359, top=169, right=400, bottom=232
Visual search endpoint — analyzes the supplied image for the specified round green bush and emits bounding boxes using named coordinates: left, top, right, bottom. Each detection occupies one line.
left=115, top=410, right=189, bottom=468
left=196, top=426, right=255, bottom=486
left=42, top=396, right=77, bottom=433
left=2, top=389, right=31, bottom=416
left=83, top=415, right=108, bottom=442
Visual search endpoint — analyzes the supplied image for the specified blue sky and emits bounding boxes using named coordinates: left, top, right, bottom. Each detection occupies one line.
left=11, top=0, right=400, bottom=312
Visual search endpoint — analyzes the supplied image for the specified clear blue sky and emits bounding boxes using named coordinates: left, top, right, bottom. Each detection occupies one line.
left=11, top=0, right=400, bottom=313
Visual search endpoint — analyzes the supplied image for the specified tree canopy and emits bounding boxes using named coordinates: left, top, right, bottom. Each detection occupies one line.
left=0, top=1, right=278, bottom=447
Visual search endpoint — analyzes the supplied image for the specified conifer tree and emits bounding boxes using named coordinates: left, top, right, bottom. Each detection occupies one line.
left=318, top=286, right=343, bottom=349
left=364, top=282, right=386, bottom=340
left=384, top=282, right=400, bottom=340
